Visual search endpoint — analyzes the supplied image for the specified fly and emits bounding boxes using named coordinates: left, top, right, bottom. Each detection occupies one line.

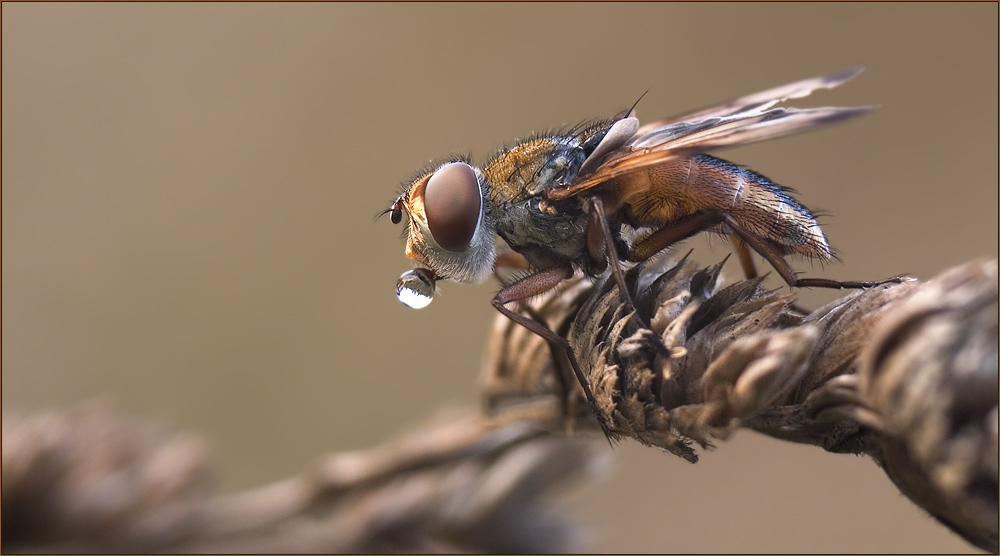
left=383, top=67, right=903, bottom=437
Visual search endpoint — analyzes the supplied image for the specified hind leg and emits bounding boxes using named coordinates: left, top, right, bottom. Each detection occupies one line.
left=722, top=215, right=908, bottom=289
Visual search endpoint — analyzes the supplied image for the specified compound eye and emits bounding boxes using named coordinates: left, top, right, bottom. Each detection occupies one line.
left=423, top=162, right=481, bottom=252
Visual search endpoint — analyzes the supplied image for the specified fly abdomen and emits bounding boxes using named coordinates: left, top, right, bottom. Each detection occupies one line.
left=622, top=154, right=832, bottom=260
left=715, top=157, right=832, bottom=260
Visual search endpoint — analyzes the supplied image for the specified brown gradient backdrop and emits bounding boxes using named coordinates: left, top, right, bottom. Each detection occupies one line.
left=3, top=4, right=997, bottom=553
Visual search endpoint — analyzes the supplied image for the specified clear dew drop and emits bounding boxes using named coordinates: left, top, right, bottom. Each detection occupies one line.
left=397, top=286, right=433, bottom=309
left=396, top=268, right=436, bottom=309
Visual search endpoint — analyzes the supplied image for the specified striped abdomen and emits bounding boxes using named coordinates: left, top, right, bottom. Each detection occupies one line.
left=614, top=154, right=832, bottom=260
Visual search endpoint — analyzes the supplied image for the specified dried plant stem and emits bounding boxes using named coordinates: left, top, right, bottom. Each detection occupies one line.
left=483, top=256, right=998, bottom=552
left=2, top=405, right=603, bottom=553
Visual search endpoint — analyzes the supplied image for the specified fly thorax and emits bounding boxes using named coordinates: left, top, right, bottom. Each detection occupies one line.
left=527, top=137, right=586, bottom=196
left=493, top=197, right=588, bottom=264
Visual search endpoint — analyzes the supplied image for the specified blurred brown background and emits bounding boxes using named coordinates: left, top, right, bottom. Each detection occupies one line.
left=3, top=3, right=996, bottom=553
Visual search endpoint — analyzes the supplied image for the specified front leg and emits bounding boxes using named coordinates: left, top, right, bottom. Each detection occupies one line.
left=492, top=249, right=531, bottom=286
left=492, top=262, right=615, bottom=440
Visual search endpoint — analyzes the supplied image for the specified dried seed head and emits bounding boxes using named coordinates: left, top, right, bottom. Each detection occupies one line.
left=481, top=255, right=997, bottom=551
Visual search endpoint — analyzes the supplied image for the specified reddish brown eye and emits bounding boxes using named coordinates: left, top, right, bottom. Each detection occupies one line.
left=424, top=162, right=481, bottom=251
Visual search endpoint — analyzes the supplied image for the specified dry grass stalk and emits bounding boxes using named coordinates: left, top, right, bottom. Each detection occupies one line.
left=2, top=405, right=603, bottom=553
left=482, top=255, right=998, bottom=552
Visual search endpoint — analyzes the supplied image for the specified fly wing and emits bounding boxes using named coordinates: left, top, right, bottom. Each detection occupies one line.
left=632, top=104, right=874, bottom=152
left=549, top=67, right=872, bottom=200
left=634, top=65, right=865, bottom=136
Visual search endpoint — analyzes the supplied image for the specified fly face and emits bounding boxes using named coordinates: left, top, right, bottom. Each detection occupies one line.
left=390, top=160, right=496, bottom=308
left=389, top=117, right=639, bottom=308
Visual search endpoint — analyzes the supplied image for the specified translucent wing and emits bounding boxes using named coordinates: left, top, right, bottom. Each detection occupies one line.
left=634, top=65, right=865, bottom=135
left=549, top=67, right=872, bottom=200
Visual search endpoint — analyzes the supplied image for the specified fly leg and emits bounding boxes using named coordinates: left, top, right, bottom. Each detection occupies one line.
left=731, top=235, right=822, bottom=315
left=492, top=262, right=615, bottom=441
left=493, top=249, right=570, bottom=350
left=722, top=214, right=907, bottom=289
left=626, top=211, right=726, bottom=262
left=492, top=249, right=531, bottom=286
left=491, top=249, right=576, bottom=404
left=587, top=197, right=635, bottom=314
left=730, top=236, right=759, bottom=279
